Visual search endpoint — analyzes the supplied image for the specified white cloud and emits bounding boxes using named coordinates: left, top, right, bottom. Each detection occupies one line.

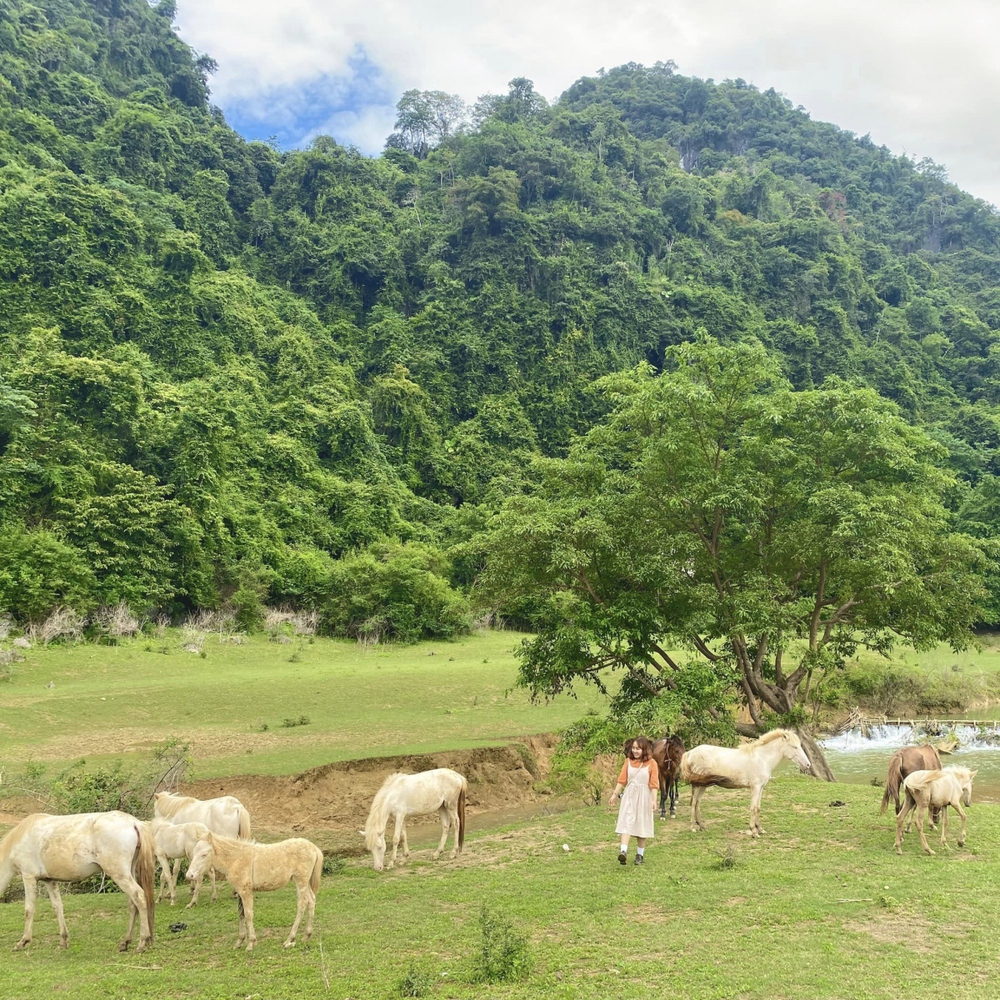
left=175, top=0, right=1000, bottom=205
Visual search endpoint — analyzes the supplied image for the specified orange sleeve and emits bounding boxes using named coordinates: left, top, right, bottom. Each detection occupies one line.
left=617, top=763, right=629, bottom=785
left=648, top=759, right=659, bottom=790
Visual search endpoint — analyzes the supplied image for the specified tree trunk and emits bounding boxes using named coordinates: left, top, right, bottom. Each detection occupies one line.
left=796, top=727, right=836, bottom=782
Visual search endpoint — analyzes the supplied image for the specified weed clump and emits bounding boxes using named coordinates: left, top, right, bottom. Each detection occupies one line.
left=472, top=903, right=532, bottom=984
left=395, top=962, right=435, bottom=997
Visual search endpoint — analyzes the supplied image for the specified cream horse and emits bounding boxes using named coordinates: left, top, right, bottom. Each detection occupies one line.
left=0, top=811, right=155, bottom=952
left=151, top=819, right=212, bottom=905
left=153, top=791, right=252, bottom=906
left=681, top=729, right=812, bottom=837
left=894, top=766, right=976, bottom=855
left=186, top=833, right=323, bottom=951
left=361, top=768, right=467, bottom=871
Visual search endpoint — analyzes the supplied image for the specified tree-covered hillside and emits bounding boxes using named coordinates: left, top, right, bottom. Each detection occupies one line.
left=1, top=0, right=998, bottom=642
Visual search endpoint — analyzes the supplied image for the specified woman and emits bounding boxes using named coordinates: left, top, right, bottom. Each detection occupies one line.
left=608, top=737, right=659, bottom=865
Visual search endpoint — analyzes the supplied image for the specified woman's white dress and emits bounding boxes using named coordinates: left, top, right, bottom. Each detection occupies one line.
left=615, top=762, right=655, bottom=839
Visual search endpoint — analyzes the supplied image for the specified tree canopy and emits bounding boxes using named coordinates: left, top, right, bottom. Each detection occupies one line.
left=484, top=340, right=992, bottom=774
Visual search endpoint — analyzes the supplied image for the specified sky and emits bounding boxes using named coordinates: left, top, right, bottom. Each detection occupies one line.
left=173, top=0, right=1000, bottom=207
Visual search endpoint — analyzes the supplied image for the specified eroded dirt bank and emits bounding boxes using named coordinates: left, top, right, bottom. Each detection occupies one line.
left=183, top=735, right=561, bottom=850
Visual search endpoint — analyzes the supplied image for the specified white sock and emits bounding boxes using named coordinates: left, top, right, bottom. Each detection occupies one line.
left=619, top=844, right=628, bottom=853
left=636, top=847, right=645, bottom=857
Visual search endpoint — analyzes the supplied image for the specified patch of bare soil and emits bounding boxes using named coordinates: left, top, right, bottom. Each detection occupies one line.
left=183, top=735, right=560, bottom=850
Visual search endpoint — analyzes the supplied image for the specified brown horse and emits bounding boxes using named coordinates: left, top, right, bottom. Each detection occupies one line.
left=880, top=745, right=943, bottom=825
left=624, top=736, right=686, bottom=819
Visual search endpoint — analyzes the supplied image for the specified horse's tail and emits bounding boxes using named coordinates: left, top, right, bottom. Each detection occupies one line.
left=134, top=822, right=156, bottom=944
left=236, top=804, right=252, bottom=841
left=458, top=781, right=466, bottom=851
left=310, top=846, right=323, bottom=895
left=880, top=753, right=903, bottom=816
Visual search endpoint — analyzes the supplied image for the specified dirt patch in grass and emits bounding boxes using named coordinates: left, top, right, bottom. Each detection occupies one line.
left=183, top=735, right=559, bottom=846
left=847, top=913, right=937, bottom=951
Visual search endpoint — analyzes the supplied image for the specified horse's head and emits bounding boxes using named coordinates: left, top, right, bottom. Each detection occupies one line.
left=960, top=768, right=977, bottom=807
left=186, top=831, right=215, bottom=883
left=361, top=828, right=387, bottom=871
left=782, top=732, right=811, bottom=772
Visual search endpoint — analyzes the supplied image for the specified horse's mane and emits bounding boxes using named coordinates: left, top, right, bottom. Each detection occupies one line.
left=364, top=773, right=409, bottom=851
left=0, top=813, right=43, bottom=864
left=154, top=792, right=197, bottom=819
left=754, top=729, right=794, bottom=747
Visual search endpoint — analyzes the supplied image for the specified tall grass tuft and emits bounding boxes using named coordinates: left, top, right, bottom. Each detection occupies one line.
left=472, top=903, right=532, bottom=983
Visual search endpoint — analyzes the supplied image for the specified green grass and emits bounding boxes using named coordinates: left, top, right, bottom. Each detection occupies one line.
left=3, top=778, right=1000, bottom=999
left=0, top=630, right=609, bottom=779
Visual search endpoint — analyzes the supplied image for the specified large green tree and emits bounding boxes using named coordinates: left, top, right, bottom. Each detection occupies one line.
left=485, top=340, right=992, bottom=777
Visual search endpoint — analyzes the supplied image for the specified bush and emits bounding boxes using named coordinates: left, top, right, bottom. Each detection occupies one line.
left=320, top=541, right=471, bottom=643
left=472, top=903, right=532, bottom=984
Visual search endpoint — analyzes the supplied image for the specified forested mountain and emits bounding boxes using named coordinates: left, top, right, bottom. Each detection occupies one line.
left=2, top=0, right=999, bottom=637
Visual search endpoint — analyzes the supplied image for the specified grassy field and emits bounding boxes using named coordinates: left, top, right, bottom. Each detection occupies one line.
left=0, top=630, right=609, bottom=779
left=2, top=777, right=1000, bottom=999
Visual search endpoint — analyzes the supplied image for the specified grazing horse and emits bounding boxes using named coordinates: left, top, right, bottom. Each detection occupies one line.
left=153, top=791, right=252, bottom=906
left=361, top=768, right=467, bottom=871
left=0, top=811, right=155, bottom=952
left=681, top=729, right=811, bottom=837
left=151, top=819, right=212, bottom=905
left=652, top=736, right=686, bottom=819
left=879, top=745, right=943, bottom=825
left=186, top=833, right=322, bottom=951
left=894, top=766, right=976, bottom=855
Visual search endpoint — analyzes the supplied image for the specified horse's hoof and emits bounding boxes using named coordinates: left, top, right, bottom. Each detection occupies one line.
left=14, top=940, right=28, bottom=951
left=284, top=940, right=296, bottom=949
left=118, top=941, right=130, bottom=953
left=924, top=848, right=936, bottom=856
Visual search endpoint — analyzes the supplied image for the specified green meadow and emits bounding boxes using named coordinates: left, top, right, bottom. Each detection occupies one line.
left=0, top=631, right=609, bottom=779
left=2, top=779, right=1000, bottom=1000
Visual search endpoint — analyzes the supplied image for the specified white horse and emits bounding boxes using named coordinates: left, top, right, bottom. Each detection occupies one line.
left=681, top=729, right=811, bottom=837
left=895, top=766, right=976, bottom=855
left=153, top=790, right=252, bottom=906
left=0, top=811, right=155, bottom=952
left=186, top=833, right=323, bottom=951
left=361, top=768, right=467, bottom=871
left=151, top=819, right=212, bottom=905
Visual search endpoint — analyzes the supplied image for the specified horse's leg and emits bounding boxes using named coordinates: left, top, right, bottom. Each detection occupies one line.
left=954, top=802, right=968, bottom=848
left=749, top=784, right=764, bottom=838
left=284, top=878, right=308, bottom=948
left=234, top=892, right=247, bottom=949
left=107, top=868, right=151, bottom=952
left=690, top=785, right=706, bottom=832
left=209, top=866, right=219, bottom=903
left=15, top=874, right=38, bottom=950
left=240, top=890, right=257, bottom=952
left=895, top=796, right=915, bottom=854
left=156, top=852, right=172, bottom=904
left=669, top=777, right=678, bottom=818
left=914, top=803, right=934, bottom=855
left=389, top=814, right=404, bottom=868
left=183, top=858, right=202, bottom=909
left=447, top=802, right=461, bottom=859
left=939, top=804, right=949, bottom=848
left=434, top=806, right=450, bottom=860
left=43, top=882, right=69, bottom=949
left=658, top=776, right=667, bottom=820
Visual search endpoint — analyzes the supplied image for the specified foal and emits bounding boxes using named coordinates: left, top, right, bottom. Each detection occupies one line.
left=894, top=767, right=976, bottom=856
left=186, top=833, right=323, bottom=951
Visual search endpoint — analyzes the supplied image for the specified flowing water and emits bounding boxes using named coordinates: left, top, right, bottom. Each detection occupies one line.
left=820, top=724, right=1000, bottom=803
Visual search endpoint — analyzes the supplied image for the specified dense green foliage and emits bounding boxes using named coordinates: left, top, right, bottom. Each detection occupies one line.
left=2, top=0, right=999, bottom=643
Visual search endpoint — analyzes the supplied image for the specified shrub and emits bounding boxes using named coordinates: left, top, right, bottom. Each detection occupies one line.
left=472, top=903, right=532, bottom=984
left=321, top=541, right=471, bottom=643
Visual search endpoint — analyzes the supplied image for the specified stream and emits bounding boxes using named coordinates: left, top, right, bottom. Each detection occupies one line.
left=820, top=724, right=1000, bottom=803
